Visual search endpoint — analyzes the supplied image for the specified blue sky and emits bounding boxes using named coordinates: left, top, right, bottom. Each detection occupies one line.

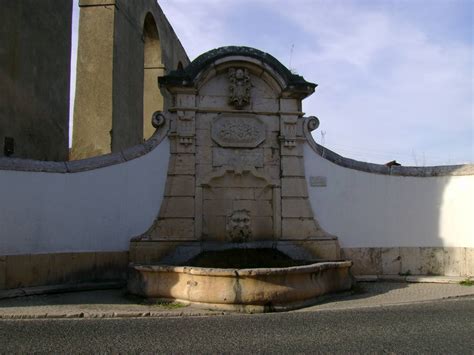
left=71, top=0, right=473, bottom=165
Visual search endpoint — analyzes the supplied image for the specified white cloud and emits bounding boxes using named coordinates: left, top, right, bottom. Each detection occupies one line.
left=70, top=0, right=472, bottom=164
left=158, top=0, right=234, bottom=60
left=269, top=1, right=473, bottom=164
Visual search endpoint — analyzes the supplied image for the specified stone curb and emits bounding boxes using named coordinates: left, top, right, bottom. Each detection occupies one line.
left=0, top=281, right=125, bottom=300
left=355, top=275, right=470, bottom=284
left=0, top=310, right=224, bottom=320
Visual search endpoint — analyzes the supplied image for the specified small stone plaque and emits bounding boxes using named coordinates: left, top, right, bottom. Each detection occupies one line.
left=213, top=148, right=264, bottom=168
left=310, top=176, right=327, bottom=187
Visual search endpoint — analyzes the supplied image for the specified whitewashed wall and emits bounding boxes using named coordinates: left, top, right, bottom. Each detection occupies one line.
left=0, top=139, right=169, bottom=255
left=304, top=144, right=474, bottom=249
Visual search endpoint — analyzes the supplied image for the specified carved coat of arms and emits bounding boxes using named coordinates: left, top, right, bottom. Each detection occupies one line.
left=228, top=68, right=251, bottom=109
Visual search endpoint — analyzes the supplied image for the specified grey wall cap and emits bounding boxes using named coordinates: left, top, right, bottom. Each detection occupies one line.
left=159, top=46, right=316, bottom=97
left=303, top=117, right=474, bottom=177
left=0, top=119, right=170, bottom=174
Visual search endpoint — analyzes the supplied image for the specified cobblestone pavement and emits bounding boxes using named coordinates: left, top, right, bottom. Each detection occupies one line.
left=0, top=281, right=472, bottom=319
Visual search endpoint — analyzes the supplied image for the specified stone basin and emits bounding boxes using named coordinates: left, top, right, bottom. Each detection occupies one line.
left=128, top=255, right=353, bottom=312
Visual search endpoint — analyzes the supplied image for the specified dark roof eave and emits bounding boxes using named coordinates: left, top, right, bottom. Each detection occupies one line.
left=159, top=46, right=317, bottom=90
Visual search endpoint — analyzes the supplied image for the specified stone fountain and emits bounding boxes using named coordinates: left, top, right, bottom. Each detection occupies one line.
left=128, top=46, right=353, bottom=312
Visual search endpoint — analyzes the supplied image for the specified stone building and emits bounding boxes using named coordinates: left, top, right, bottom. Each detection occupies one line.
left=0, top=0, right=73, bottom=161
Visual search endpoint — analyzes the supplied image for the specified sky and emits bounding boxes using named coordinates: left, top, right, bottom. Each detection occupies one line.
left=70, top=0, right=473, bottom=165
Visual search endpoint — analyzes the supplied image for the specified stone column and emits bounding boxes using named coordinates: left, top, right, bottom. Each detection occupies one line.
left=71, top=0, right=116, bottom=160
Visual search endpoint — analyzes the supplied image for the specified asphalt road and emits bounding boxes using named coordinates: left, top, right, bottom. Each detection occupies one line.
left=1, top=297, right=473, bottom=354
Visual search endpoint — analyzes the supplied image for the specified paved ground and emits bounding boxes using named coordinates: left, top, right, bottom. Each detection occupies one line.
left=0, top=281, right=473, bottom=319
left=1, top=297, right=473, bottom=353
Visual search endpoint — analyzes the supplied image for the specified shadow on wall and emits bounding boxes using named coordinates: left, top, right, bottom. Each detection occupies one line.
left=304, top=143, right=474, bottom=277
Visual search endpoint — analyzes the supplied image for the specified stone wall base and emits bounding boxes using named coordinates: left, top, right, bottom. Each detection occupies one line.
left=342, top=247, right=473, bottom=277
left=0, top=251, right=128, bottom=290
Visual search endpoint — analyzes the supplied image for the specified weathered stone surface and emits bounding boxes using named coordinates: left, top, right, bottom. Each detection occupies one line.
left=282, top=218, right=320, bottom=239
left=5, top=255, right=33, bottom=289
left=282, top=177, right=308, bottom=197
left=280, top=99, right=299, bottom=112
left=164, top=175, right=195, bottom=197
left=233, top=200, right=273, bottom=217
left=72, top=0, right=188, bottom=159
left=202, top=216, right=227, bottom=240
left=159, top=197, right=194, bottom=218
left=251, top=217, right=274, bottom=240
left=420, top=247, right=445, bottom=275
left=176, top=94, right=196, bottom=108
left=2, top=251, right=127, bottom=290
left=443, top=247, right=466, bottom=276
left=281, top=156, right=305, bottom=177
left=262, top=116, right=280, bottom=132
left=129, top=242, right=182, bottom=264
left=466, top=248, right=474, bottom=276
left=280, top=143, right=303, bottom=157
left=195, top=128, right=212, bottom=147
left=196, top=164, right=213, bottom=180
left=79, top=0, right=115, bottom=5
left=273, top=188, right=282, bottom=239
left=206, top=171, right=271, bottom=188
left=203, top=199, right=233, bottom=216
left=281, top=240, right=340, bottom=260
left=204, top=187, right=255, bottom=200
left=282, top=198, right=314, bottom=218
left=263, top=132, right=280, bottom=149
left=251, top=98, right=279, bottom=112
left=264, top=165, right=280, bottom=181
left=195, top=146, right=212, bottom=165
left=213, top=148, right=264, bottom=168
left=400, top=247, right=422, bottom=275
left=341, top=248, right=382, bottom=275
left=93, top=252, right=128, bottom=281
left=128, top=261, right=352, bottom=312
left=1, top=1, right=71, bottom=161
left=153, top=219, right=195, bottom=240
left=263, top=148, right=280, bottom=166
left=168, top=154, right=195, bottom=175
left=381, top=247, right=401, bottom=275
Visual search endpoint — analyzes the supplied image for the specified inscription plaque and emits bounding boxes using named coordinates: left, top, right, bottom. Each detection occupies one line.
left=212, top=115, right=266, bottom=148
left=213, top=148, right=264, bottom=167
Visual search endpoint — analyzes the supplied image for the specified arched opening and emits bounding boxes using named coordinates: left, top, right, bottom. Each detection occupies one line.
left=143, top=13, right=165, bottom=140
left=177, top=61, right=184, bottom=71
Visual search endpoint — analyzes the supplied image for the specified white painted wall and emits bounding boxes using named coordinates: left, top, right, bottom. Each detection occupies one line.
left=304, top=144, right=474, bottom=249
left=0, top=139, right=170, bottom=255
left=2, top=138, right=472, bottom=255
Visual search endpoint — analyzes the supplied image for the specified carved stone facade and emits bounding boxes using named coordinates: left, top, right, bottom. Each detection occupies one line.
left=130, top=46, right=340, bottom=264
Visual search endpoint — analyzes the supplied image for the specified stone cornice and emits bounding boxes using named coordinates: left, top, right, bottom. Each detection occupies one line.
left=159, top=46, right=316, bottom=98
